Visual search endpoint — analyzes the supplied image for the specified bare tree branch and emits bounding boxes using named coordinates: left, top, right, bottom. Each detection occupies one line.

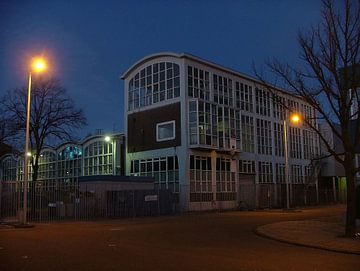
left=254, top=0, right=360, bottom=237
left=1, top=77, right=87, bottom=182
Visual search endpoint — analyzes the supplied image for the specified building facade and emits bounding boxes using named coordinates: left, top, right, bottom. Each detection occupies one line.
left=0, top=133, right=125, bottom=183
left=122, top=52, right=320, bottom=211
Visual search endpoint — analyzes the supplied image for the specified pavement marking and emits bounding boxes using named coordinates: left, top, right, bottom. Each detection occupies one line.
left=109, top=228, right=125, bottom=231
left=108, top=244, right=116, bottom=247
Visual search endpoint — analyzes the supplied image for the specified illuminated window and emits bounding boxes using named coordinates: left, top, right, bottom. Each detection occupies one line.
left=156, top=120, right=175, bottom=142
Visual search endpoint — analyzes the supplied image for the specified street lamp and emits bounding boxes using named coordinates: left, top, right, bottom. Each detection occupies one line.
left=22, top=57, right=47, bottom=224
left=283, top=112, right=301, bottom=209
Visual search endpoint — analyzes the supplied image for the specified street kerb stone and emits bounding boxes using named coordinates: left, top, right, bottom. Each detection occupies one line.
left=255, top=220, right=360, bottom=255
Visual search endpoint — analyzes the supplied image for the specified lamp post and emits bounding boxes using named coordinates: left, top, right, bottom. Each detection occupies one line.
left=283, top=113, right=300, bottom=209
left=22, top=57, right=47, bottom=224
left=105, top=136, right=115, bottom=174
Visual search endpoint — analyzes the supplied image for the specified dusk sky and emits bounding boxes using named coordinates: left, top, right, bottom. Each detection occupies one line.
left=0, top=0, right=322, bottom=138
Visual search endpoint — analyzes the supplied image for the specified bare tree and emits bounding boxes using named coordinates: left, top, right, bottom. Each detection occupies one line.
left=0, top=107, right=19, bottom=145
left=255, top=0, right=359, bottom=237
left=1, top=77, right=87, bottom=182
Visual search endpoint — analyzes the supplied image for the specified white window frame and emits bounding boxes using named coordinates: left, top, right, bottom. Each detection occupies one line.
left=156, top=120, right=176, bottom=142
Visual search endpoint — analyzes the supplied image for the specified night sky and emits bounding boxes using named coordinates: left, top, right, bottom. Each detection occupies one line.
left=0, top=0, right=322, bottom=138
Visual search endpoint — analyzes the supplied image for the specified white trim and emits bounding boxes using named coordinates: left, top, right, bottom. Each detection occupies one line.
left=156, top=120, right=176, bottom=142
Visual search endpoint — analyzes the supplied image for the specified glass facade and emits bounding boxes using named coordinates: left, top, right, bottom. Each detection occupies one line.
left=130, top=156, right=179, bottom=193
left=216, top=157, right=236, bottom=201
left=258, top=161, right=273, bottom=183
left=1, top=156, right=19, bottom=181
left=38, top=151, right=56, bottom=181
left=83, top=141, right=114, bottom=176
left=241, top=115, right=254, bottom=152
left=57, top=145, right=82, bottom=183
left=128, top=62, right=180, bottom=110
left=273, top=122, right=284, bottom=157
left=0, top=134, right=124, bottom=183
left=189, top=155, right=212, bottom=202
left=123, top=56, right=321, bottom=209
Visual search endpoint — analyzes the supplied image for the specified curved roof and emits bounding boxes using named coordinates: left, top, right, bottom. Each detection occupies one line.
left=120, top=51, right=301, bottom=98
left=120, top=52, right=181, bottom=79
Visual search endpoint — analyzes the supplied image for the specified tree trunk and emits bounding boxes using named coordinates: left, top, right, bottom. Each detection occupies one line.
left=32, top=159, right=39, bottom=183
left=345, top=168, right=357, bottom=237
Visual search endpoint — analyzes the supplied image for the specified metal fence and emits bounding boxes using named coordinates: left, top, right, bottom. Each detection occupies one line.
left=0, top=180, right=342, bottom=222
left=255, top=183, right=337, bottom=209
left=0, top=180, right=177, bottom=223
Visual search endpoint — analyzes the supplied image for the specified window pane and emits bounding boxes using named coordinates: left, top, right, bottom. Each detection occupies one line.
left=157, top=121, right=175, bottom=141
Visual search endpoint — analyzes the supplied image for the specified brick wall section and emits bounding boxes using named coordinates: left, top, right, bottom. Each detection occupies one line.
left=127, top=102, right=181, bottom=153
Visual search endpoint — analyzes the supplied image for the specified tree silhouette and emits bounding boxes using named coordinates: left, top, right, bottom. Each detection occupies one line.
left=256, top=0, right=359, bottom=237
left=1, top=77, right=87, bottom=182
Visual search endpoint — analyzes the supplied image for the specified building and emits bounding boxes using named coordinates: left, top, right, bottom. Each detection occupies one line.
left=319, top=120, right=360, bottom=202
left=121, top=52, right=320, bottom=211
left=0, top=132, right=125, bottom=182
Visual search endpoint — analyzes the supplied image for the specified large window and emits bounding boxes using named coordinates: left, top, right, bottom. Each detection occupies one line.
left=275, top=163, right=285, bottom=183
left=189, top=155, right=212, bottom=202
left=128, top=62, right=180, bottom=110
left=256, top=119, right=272, bottom=155
left=235, top=81, right=253, bottom=112
left=156, top=120, right=175, bottom=142
left=258, top=161, right=273, bottom=183
left=273, top=122, right=284, bottom=156
left=83, top=141, right=113, bottom=176
left=213, top=74, right=233, bottom=106
left=188, top=66, right=210, bottom=100
left=241, top=115, right=254, bottom=152
left=291, top=164, right=303, bottom=184
left=273, top=94, right=285, bottom=120
left=1, top=156, right=18, bottom=181
left=57, top=145, right=82, bottom=183
left=255, top=88, right=271, bottom=116
left=217, top=106, right=241, bottom=150
left=216, top=157, right=236, bottom=201
left=38, top=151, right=56, bottom=181
left=239, top=160, right=255, bottom=174
left=189, top=100, right=218, bottom=147
left=303, top=129, right=316, bottom=159
left=290, top=127, right=302, bottom=159
left=130, top=156, right=179, bottom=193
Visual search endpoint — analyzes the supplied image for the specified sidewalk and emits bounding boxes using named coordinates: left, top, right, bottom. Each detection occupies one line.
left=256, top=218, right=360, bottom=255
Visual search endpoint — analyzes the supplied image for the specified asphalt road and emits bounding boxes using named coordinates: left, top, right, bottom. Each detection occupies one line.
left=0, top=205, right=359, bottom=271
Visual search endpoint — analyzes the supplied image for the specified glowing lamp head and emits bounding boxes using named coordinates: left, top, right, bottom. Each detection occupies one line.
left=290, top=114, right=301, bottom=124
left=104, top=136, right=111, bottom=142
left=26, top=152, right=32, bottom=157
left=32, top=58, right=47, bottom=73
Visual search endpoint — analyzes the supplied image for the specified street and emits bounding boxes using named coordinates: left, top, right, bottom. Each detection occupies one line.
left=0, top=205, right=359, bottom=271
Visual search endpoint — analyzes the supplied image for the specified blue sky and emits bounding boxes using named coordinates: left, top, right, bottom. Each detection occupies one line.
left=0, top=0, right=322, bottom=138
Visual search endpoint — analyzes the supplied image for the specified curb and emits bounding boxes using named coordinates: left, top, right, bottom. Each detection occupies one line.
left=254, top=226, right=360, bottom=255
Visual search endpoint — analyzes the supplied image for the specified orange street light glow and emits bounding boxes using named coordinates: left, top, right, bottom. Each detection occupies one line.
left=32, top=58, right=47, bottom=73
left=290, top=114, right=301, bottom=124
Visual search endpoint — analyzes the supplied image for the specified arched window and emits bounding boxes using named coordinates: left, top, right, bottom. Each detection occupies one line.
left=38, top=151, right=57, bottom=181
left=57, top=145, right=82, bottom=183
left=83, top=140, right=114, bottom=176
left=128, top=62, right=180, bottom=110
left=0, top=156, right=18, bottom=181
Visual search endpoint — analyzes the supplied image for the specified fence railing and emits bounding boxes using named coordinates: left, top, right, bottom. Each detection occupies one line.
left=0, top=180, right=343, bottom=222
left=0, top=180, right=177, bottom=223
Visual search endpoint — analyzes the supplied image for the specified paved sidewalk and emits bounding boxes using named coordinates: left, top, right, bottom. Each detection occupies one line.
left=256, top=218, right=360, bottom=255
